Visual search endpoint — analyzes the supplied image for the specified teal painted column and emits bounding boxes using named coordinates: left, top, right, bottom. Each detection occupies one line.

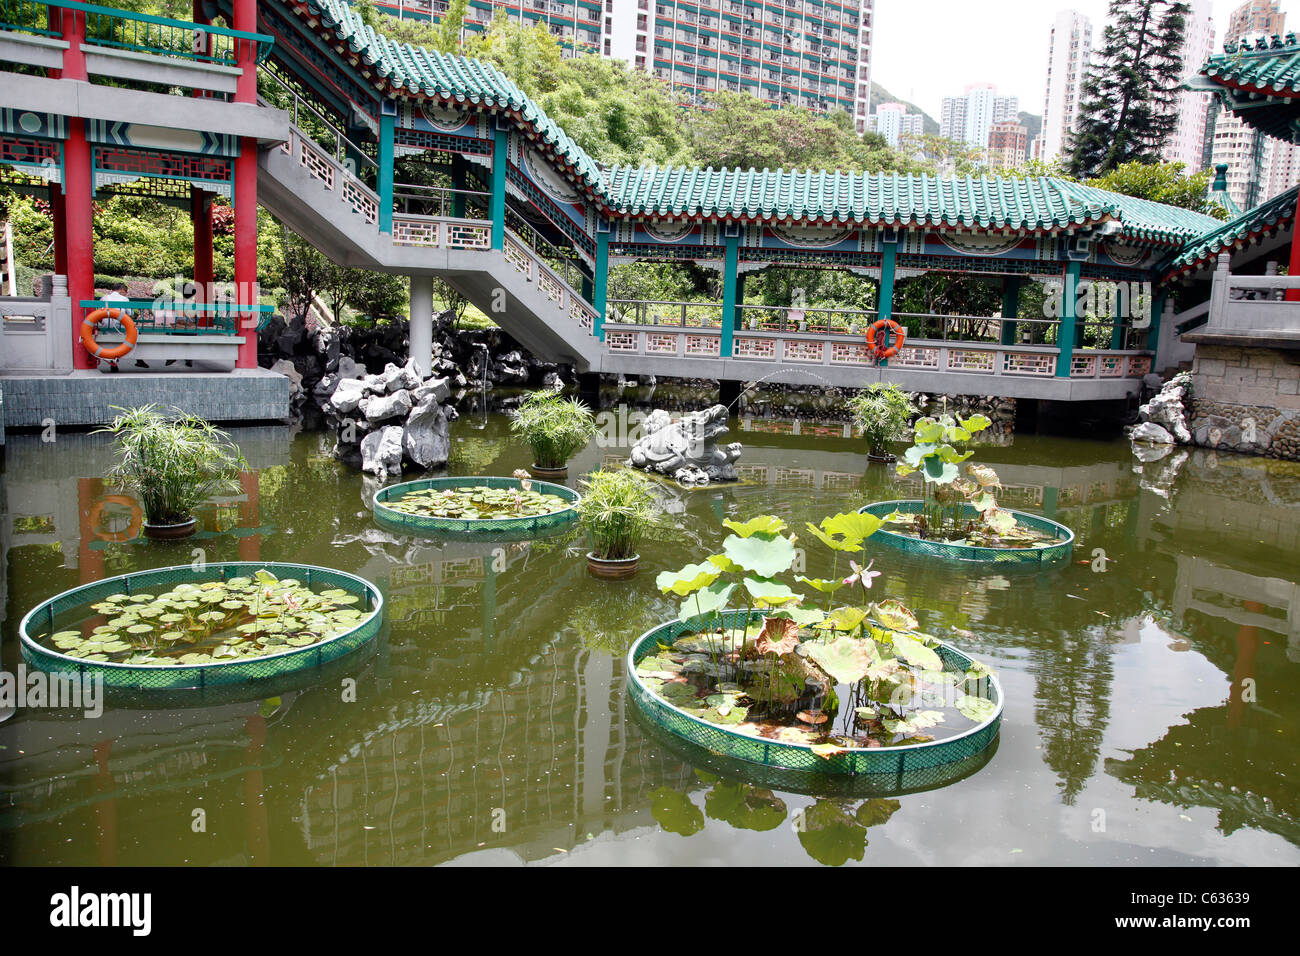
left=581, top=274, right=593, bottom=302
left=377, top=106, right=395, bottom=235
left=592, top=228, right=609, bottom=341
left=1042, top=485, right=1059, bottom=520
left=877, top=237, right=898, bottom=366
left=451, top=155, right=467, bottom=219
left=999, top=275, right=1021, bottom=344
left=490, top=126, right=507, bottom=251
left=720, top=233, right=740, bottom=357
left=1055, top=261, right=1082, bottom=377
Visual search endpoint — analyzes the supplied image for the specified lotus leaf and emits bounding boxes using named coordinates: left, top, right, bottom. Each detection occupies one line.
left=890, top=633, right=942, bottom=671
left=721, top=515, right=787, bottom=538
left=872, top=599, right=918, bottom=633
left=656, top=562, right=721, bottom=596
left=956, top=694, right=998, bottom=723
left=649, top=787, right=705, bottom=836
left=797, top=800, right=867, bottom=867
left=805, top=636, right=878, bottom=685
left=721, top=533, right=796, bottom=578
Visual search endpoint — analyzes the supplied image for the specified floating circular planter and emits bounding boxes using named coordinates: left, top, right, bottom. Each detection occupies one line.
left=627, top=610, right=1003, bottom=778
left=859, top=499, right=1074, bottom=566
left=587, top=552, right=639, bottom=579
left=373, top=475, right=579, bottom=539
left=19, top=562, right=383, bottom=692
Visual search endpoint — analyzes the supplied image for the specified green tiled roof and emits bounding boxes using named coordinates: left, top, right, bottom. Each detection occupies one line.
left=1197, top=34, right=1300, bottom=139
left=285, top=0, right=1222, bottom=246
left=290, top=0, right=604, bottom=187
left=1165, top=185, right=1298, bottom=279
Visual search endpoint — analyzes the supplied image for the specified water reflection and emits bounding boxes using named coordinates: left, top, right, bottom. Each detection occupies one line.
left=1, top=401, right=1298, bottom=866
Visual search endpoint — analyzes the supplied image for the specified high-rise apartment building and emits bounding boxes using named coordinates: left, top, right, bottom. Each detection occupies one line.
left=1039, top=9, right=1093, bottom=163
left=1264, top=139, right=1300, bottom=201
left=1161, top=0, right=1214, bottom=173
left=940, top=84, right=1017, bottom=149
left=1210, top=0, right=1287, bottom=210
left=988, top=121, right=1028, bottom=169
left=376, top=0, right=876, bottom=125
left=867, top=102, right=923, bottom=148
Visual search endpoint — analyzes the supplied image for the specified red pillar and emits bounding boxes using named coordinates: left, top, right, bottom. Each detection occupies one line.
left=233, top=0, right=260, bottom=368
left=237, top=470, right=261, bottom=562
left=93, top=740, right=118, bottom=866
left=192, top=0, right=214, bottom=326
left=1287, top=207, right=1300, bottom=302
left=243, top=715, right=270, bottom=865
left=59, top=9, right=96, bottom=369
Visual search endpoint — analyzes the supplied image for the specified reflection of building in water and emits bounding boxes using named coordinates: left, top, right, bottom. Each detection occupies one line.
left=1173, top=556, right=1300, bottom=663
left=296, top=649, right=693, bottom=865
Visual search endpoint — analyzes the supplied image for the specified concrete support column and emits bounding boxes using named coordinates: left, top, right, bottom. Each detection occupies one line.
left=1055, top=261, right=1081, bottom=377
left=409, top=273, right=434, bottom=377
left=1000, top=275, right=1020, bottom=345
left=720, top=232, right=739, bottom=357
left=490, top=127, right=507, bottom=250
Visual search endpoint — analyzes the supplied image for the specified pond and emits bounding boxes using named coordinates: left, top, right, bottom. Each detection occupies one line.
left=1, top=394, right=1298, bottom=866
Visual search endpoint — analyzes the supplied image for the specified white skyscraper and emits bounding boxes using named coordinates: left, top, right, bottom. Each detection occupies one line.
left=868, top=102, right=924, bottom=148
left=1040, top=10, right=1094, bottom=163
left=940, top=84, right=1018, bottom=149
left=1162, top=0, right=1214, bottom=172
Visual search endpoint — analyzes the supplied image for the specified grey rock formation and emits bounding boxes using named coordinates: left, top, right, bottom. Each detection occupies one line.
left=360, top=388, right=412, bottom=423
left=628, top=404, right=742, bottom=485
left=329, top=377, right=367, bottom=414
left=1138, top=372, right=1192, bottom=444
left=360, top=425, right=404, bottom=477
left=403, top=397, right=451, bottom=469
left=1130, top=421, right=1174, bottom=444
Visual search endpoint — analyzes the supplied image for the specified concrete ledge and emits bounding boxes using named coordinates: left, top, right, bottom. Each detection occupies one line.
left=84, top=46, right=240, bottom=94
left=1184, top=330, right=1300, bottom=350
left=0, top=368, right=290, bottom=426
left=0, top=33, right=68, bottom=69
left=0, top=73, right=288, bottom=143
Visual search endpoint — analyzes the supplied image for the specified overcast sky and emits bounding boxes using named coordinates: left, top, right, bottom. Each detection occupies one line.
left=872, top=0, right=1300, bottom=119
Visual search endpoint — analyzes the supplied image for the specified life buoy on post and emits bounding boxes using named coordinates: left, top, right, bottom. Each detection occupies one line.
left=81, top=308, right=138, bottom=362
left=866, top=319, right=906, bottom=360
left=89, top=494, right=143, bottom=543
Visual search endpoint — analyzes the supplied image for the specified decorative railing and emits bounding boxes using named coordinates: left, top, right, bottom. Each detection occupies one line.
left=262, top=69, right=378, bottom=176
left=1206, top=253, right=1300, bottom=339
left=601, top=324, right=1154, bottom=379
left=0, top=0, right=273, bottom=64
left=79, top=299, right=274, bottom=334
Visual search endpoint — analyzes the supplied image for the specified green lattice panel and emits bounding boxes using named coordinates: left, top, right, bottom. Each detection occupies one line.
left=19, top=562, right=383, bottom=692
left=860, top=499, right=1075, bottom=566
left=626, top=610, right=1003, bottom=778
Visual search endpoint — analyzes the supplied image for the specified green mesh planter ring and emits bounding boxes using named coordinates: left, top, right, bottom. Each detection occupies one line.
left=19, top=562, right=383, bottom=692
left=627, top=611, right=1003, bottom=778
left=373, top=475, right=580, bottom=538
left=859, top=500, right=1075, bottom=566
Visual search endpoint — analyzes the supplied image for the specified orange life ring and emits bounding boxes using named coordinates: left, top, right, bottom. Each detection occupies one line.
left=81, top=307, right=137, bottom=361
left=866, top=319, right=906, bottom=359
left=90, top=494, right=143, bottom=543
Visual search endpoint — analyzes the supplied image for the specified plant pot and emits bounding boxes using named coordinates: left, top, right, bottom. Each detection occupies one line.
left=587, top=552, right=639, bottom=579
left=867, top=448, right=897, bottom=463
left=143, top=517, right=197, bottom=540
left=529, top=463, right=568, bottom=481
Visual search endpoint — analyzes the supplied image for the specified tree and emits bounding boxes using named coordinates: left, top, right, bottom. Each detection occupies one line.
left=434, top=0, right=468, bottom=54
left=1067, top=0, right=1189, bottom=178
left=1086, top=161, right=1224, bottom=218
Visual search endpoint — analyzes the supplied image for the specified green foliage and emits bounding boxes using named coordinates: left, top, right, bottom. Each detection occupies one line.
left=278, top=226, right=405, bottom=325
left=1067, top=0, right=1190, bottom=177
left=1087, top=161, right=1225, bottom=218
left=577, top=468, right=664, bottom=560
left=847, top=384, right=917, bottom=455
left=96, top=405, right=246, bottom=525
left=508, top=392, right=597, bottom=467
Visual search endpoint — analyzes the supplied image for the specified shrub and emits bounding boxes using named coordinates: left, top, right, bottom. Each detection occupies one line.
left=847, top=384, right=916, bottom=457
left=509, top=392, right=597, bottom=468
left=96, top=405, right=246, bottom=526
left=578, top=468, right=663, bottom=560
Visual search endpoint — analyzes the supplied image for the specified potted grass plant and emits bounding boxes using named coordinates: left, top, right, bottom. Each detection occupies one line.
left=97, top=404, right=246, bottom=539
left=577, top=468, right=662, bottom=579
left=510, top=391, right=598, bottom=480
left=847, top=383, right=917, bottom=462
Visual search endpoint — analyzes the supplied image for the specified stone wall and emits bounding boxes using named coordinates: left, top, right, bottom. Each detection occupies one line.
left=1189, top=345, right=1300, bottom=459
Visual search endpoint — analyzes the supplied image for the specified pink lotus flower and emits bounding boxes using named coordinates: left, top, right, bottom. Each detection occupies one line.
left=842, top=559, right=881, bottom=589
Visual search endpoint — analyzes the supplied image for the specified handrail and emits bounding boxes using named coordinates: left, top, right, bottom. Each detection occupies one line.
left=1, top=0, right=275, bottom=62
left=261, top=68, right=377, bottom=172
left=80, top=299, right=273, bottom=313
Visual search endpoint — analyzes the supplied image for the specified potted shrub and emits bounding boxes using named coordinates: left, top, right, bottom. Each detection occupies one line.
left=847, top=383, right=917, bottom=462
left=97, top=405, right=245, bottom=539
left=577, top=468, right=662, bottom=579
left=510, top=391, right=598, bottom=480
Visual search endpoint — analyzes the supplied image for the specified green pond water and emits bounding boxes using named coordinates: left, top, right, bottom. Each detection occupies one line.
left=1, top=398, right=1298, bottom=866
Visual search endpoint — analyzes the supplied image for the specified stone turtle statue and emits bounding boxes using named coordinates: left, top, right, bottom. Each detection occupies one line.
left=628, top=404, right=742, bottom=485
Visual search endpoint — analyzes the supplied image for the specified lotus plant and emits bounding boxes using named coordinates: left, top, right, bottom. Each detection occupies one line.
left=644, top=510, right=996, bottom=754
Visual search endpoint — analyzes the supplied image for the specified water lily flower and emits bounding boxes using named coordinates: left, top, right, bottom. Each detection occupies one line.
left=842, top=559, right=881, bottom=589
left=755, top=616, right=800, bottom=657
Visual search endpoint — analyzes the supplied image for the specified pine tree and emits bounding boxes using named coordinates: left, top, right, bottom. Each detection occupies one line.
left=1067, top=0, right=1189, bottom=178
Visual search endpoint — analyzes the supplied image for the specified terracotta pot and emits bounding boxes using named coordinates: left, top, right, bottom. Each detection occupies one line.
left=143, top=517, right=198, bottom=540
left=587, top=552, right=639, bottom=579
left=529, top=463, right=568, bottom=480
